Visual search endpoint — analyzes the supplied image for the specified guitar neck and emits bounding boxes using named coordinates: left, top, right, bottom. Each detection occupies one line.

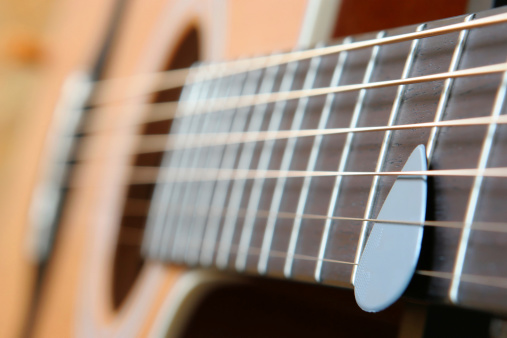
left=141, top=7, right=507, bottom=314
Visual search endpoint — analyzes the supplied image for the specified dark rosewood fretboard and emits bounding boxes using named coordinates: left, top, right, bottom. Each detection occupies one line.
left=141, top=7, right=507, bottom=315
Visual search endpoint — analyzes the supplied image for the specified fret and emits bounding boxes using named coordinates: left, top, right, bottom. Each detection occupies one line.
left=169, top=69, right=246, bottom=262
left=228, top=58, right=311, bottom=271
left=158, top=66, right=224, bottom=261
left=453, top=14, right=507, bottom=310
left=215, top=58, right=300, bottom=269
left=426, top=14, right=474, bottom=161
left=352, top=24, right=426, bottom=283
left=459, top=92, right=507, bottom=310
left=233, top=57, right=314, bottom=272
left=204, top=63, right=283, bottom=266
left=410, top=15, right=472, bottom=297
left=301, top=31, right=392, bottom=284
left=450, top=69, right=507, bottom=302
left=292, top=31, right=385, bottom=281
left=304, top=34, right=381, bottom=283
left=253, top=47, right=323, bottom=275
left=182, top=68, right=263, bottom=265
left=235, top=71, right=313, bottom=273
left=143, top=65, right=205, bottom=259
left=415, top=10, right=507, bottom=308
left=185, top=66, right=264, bottom=264
left=237, top=54, right=324, bottom=273
left=262, top=38, right=351, bottom=278
left=198, top=57, right=284, bottom=267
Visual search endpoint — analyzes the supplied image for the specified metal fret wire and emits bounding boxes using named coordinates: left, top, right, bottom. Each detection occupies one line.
left=178, top=70, right=251, bottom=263
left=423, top=13, right=473, bottom=298
left=259, top=40, right=349, bottom=276
left=255, top=45, right=326, bottom=274
left=422, top=13, right=473, bottom=300
left=200, top=58, right=279, bottom=261
left=276, top=38, right=352, bottom=278
left=450, top=67, right=507, bottom=302
left=183, top=67, right=262, bottom=265
left=312, top=34, right=367, bottom=282
left=235, top=53, right=323, bottom=272
left=198, top=56, right=283, bottom=266
left=426, top=14, right=474, bottom=161
left=251, top=44, right=323, bottom=275
left=314, top=31, right=384, bottom=282
left=215, top=57, right=300, bottom=269
left=352, top=24, right=426, bottom=284
left=156, top=67, right=218, bottom=261
left=141, top=65, right=203, bottom=258
left=229, top=68, right=274, bottom=270
left=168, top=68, right=238, bottom=262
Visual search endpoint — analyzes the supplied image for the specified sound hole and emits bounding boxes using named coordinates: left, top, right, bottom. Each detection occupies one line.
left=111, top=27, right=200, bottom=309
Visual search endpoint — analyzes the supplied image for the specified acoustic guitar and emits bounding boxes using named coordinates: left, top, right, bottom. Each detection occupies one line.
left=2, top=0, right=507, bottom=337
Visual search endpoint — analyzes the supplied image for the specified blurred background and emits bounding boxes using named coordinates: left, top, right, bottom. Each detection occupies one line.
left=0, top=0, right=55, bottom=164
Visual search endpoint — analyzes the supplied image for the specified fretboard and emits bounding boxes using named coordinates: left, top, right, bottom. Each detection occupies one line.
left=142, top=7, right=507, bottom=314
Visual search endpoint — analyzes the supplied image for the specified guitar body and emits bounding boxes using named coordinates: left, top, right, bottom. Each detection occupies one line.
left=29, top=1, right=312, bottom=337
left=3, top=0, right=492, bottom=337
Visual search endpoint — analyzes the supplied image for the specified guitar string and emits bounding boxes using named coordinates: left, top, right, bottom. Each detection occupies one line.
left=116, top=228, right=507, bottom=290
left=87, top=11, right=507, bottom=105
left=65, top=163, right=507, bottom=188
left=416, top=270, right=507, bottom=289
left=80, top=101, right=179, bottom=134
left=153, top=62, right=507, bottom=115
left=75, top=87, right=507, bottom=163
left=121, top=199, right=507, bottom=233
left=66, top=163, right=507, bottom=195
left=80, top=61, right=507, bottom=135
left=134, top=115, right=507, bottom=153
left=125, top=167, right=507, bottom=185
